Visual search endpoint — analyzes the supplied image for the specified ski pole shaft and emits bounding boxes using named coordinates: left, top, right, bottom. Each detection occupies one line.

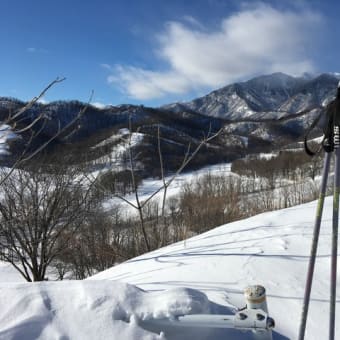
left=298, top=152, right=331, bottom=340
left=329, top=146, right=340, bottom=340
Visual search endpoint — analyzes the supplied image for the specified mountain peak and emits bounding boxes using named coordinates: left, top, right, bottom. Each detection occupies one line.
left=164, top=72, right=338, bottom=119
left=245, top=72, right=301, bottom=93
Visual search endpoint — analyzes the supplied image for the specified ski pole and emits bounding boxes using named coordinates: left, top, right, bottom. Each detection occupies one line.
left=298, top=151, right=331, bottom=340
left=329, top=128, right=340, bottom=340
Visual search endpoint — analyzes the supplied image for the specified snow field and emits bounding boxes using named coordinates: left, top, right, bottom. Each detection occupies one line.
left=0, top=193, right=339, bottom=339
left=0, top=280, right=211, bottom=340
left=92, top=197, right=340, bottom=339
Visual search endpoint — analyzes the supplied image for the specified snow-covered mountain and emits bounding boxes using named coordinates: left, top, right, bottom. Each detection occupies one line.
left=0, top=72, right=339, bottom=173
left=0, top=196, right=339, bottom=339
left=163, top=72, right=339, bottom=120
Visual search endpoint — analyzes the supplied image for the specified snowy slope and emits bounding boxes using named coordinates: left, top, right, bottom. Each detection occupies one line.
left=0, top=197, right=339, bottom=339
left=103, top=162, right=231, bottom=215
left=92, top=196, right=340, bottom=340
left=0, top=124, right=18, bottom=156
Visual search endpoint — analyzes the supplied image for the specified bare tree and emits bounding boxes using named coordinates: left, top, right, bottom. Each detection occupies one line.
left=0, top=78, right=90, bottom=185
left=0, top=161, right=93, bottom=281
left=54, top=204, right=128, bottom=279
left=92, top=122, right=223, bottom=253
left=178, top=173, right=242, bottom=234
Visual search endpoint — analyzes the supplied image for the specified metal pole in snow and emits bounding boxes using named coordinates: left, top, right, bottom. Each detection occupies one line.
left=298, top=152, right=331, bottom=340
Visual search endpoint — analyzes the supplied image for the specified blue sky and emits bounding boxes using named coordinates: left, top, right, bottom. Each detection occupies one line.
left=1, top=0, right=340, bottom=107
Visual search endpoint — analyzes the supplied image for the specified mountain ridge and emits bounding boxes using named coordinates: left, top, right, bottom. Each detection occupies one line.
left=163, top=72, right=339, bottom=120
left=0, top=72, right=338, bottom=174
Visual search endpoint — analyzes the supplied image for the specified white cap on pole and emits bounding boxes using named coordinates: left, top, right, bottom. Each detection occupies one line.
left=244, top=285, right=269, bottom=313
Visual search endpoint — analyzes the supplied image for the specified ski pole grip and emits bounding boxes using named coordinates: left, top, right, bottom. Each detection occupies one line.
left=334, top=125, right=340, bottom=148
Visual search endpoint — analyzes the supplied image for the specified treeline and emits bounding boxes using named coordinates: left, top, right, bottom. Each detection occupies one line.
left=232, top=149, right=323, bottom=182
left=0, top=144, right=326, bottom=281
left=67, top=148, right=326, bottom=279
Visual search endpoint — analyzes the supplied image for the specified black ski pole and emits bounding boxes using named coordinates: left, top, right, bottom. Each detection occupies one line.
left=298, top=151, right=331, bottom=340
left=329, top=126, right=340, bottom=340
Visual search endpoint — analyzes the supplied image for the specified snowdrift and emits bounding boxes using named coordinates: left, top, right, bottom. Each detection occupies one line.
left=0, top=280, right=212, bottom=340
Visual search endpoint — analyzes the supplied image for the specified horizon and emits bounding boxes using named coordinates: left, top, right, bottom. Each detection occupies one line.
left=1, top=0, right=340, bottom=107
left=1, top=71, right=338, bottom=109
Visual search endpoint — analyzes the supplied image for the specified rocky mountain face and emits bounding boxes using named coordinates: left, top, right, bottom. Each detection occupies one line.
left=164, top=72, right=339, bottom=119
left=0, top=72, right=338, bottom=175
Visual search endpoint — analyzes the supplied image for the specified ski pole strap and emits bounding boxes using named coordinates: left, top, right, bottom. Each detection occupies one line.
left=304, top=110, right=324, bottom=156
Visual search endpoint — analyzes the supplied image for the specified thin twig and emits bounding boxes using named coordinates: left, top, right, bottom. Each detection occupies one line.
left=8, top=77, right=66, bottom=123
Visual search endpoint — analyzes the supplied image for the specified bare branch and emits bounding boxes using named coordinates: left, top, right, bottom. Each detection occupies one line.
left=139, top=127, right=223, bottom=209
left=158, top=126, right=167, bottom=218
left=112, top=194, right=139, bottom=210
left=7, top=77, right=66, bottom=123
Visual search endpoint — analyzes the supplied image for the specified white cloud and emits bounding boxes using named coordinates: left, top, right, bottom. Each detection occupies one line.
left=108, top=3, right=323, bottom=100
left=26, top=47, right=48, bottom=54
left=108, top=65, right=192, bottom=100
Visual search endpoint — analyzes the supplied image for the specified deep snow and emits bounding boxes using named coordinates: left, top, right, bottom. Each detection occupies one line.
left=0, top=197, right=339, bottom=339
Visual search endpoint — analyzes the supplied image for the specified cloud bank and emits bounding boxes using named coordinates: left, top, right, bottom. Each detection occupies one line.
left=108, top=3, right=323, bottom=100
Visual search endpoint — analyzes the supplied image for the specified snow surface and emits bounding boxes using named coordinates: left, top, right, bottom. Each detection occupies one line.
left=89, top=130, right=145, bottom=179
left=1, top=197, right=339, bottom=339
left=93, top=196, right=340, bottom=340
left=0, top=262, right=23, bottom=282
left=0, top=124, right=18, bottom=156
left=104, top=163, right=232, bottom=216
